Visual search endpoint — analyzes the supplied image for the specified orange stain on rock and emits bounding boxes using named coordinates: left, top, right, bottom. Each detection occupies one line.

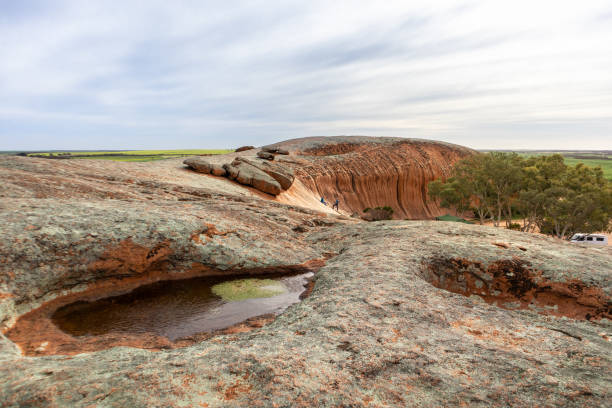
left=87, top=238, right=172, bottom=277
left=4, top=240, right=323, bottom=356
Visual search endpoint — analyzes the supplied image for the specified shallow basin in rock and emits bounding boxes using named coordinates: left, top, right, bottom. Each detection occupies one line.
left=51, top=272, right=313, bottom=341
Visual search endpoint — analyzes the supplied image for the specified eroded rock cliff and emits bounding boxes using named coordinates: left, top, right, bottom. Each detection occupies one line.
left=265, top=136, right=474, bottom=219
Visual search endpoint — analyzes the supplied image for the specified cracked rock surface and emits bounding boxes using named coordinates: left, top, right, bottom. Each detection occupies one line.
left=0, top=153, right=611, bottom=407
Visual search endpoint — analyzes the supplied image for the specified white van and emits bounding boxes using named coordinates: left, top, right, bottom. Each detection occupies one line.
left=570, top=233, right=608, bottom=245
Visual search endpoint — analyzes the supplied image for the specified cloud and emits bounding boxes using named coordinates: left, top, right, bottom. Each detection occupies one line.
left=0, top=0, right=611, bottom=150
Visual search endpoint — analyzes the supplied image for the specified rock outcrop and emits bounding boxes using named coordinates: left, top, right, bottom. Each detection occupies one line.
left=1, top=143, right=611, bottom=407
left=265, top=136, right=475, bottom=219
left=234, top=157, right=295, bottom=190
left=185, top=136, right=472, bottom=215
left=184, top=152, right=295, bottom=196
left=183, top=157, right=227, bottom=176
left=223, top=159, right=282, bottom=195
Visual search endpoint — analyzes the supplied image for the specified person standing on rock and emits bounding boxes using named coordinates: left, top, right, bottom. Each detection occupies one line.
left=333, top=198, right=339, bottom=211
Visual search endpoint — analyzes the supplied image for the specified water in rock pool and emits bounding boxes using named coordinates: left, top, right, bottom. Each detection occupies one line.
left=52, top=272, right=313, bottom=341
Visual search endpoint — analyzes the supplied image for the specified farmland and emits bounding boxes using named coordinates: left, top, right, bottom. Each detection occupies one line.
left=11, top=149, right=234, bottom=162
left=487, top=150, right=612, bottom=180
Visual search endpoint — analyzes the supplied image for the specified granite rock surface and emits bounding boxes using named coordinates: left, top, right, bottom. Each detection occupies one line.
left=0, top=145, right=611, bottom=407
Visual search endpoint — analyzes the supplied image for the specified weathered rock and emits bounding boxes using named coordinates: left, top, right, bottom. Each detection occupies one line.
left=235, top=146, right=255, bottom=152
left=234, top=157, right=294, bottom=190
left=256, top=151, right=274, bottom=160
left=186, top=137, right=472, bottom=218
left=262, top=167, right=293, bottom=190
left=251, top=175, right=281, bottom=195
left=223, top=161, right=282, bottom=195
left=1, top=148, right=611, bottom=408
left=265, top=136, right=475, bottom=219
left=183, top=157, right=212, bottom=173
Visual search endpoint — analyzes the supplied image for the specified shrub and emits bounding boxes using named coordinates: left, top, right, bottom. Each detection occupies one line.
left=362, top=206, right=394, bottom=221
left=508, top=223, right=521, bottom=230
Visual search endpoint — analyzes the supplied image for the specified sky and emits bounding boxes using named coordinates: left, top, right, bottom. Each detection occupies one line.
left=1, top=0, right=611, bottom=151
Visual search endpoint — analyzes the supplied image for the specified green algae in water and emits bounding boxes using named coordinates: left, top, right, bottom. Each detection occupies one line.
left=212, top=278, right=287, bottom=301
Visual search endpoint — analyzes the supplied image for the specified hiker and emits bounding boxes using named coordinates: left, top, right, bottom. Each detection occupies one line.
left=333, top=198, right=339, bottom=211
left=320, top=197, right=327, bottom=206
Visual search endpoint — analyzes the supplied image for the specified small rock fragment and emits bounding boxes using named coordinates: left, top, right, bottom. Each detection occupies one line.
left=257, top=151, right=275, bottom=160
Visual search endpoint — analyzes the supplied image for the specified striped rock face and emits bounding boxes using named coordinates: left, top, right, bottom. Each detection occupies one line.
left=262, top=136, right=475, bottom=219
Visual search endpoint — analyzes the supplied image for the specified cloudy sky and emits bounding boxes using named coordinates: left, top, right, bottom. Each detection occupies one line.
left=1, top=0, right=611, bottom=150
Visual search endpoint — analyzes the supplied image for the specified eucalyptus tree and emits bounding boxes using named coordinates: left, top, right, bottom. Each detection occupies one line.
left=428, top=152, right=612, bottom=239
left=538, top=163, right=612, bottom=239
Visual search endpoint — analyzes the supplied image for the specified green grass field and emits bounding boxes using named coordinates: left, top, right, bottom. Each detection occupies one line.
left=489, top=150, right=612, bottom=181
left=561, top=158, right=612, bottom=180
left=22, top=149, right=233, bottom=162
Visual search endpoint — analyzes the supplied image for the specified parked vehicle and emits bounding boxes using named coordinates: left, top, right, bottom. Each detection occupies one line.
left=569, top=233, right=608, bottom=245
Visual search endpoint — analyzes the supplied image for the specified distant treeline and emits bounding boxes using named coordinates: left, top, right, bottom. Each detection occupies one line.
left=22, top=153, right=73, bottom=159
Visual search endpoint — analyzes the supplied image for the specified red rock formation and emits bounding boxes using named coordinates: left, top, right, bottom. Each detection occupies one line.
left=269, top=136, right=474, bottom=219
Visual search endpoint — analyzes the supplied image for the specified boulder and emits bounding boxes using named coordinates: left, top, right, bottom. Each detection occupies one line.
left=251, top=174, right=281, bottom=195
left=265, top=169, right=293, bottom=190
left=234, top=157, right=294, bottom=190
left=235, top=146, right=255, bottom=152
left=223, top=161, right=282, bottom=195
left=184, top=158, right=226, bottom=177
left=257, top=151, right=275, bottom=160
left=183, top=157, right=212, bottom=174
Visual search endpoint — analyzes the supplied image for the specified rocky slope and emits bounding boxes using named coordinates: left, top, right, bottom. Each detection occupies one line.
left=0, top=141, right=611, bottom=407
left=182, top=136, right=473, bottom=219
left=262, top=136, right=474, bottom=219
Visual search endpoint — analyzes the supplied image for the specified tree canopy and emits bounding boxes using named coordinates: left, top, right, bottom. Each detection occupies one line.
left=428, top=153, right=612, bottom=239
